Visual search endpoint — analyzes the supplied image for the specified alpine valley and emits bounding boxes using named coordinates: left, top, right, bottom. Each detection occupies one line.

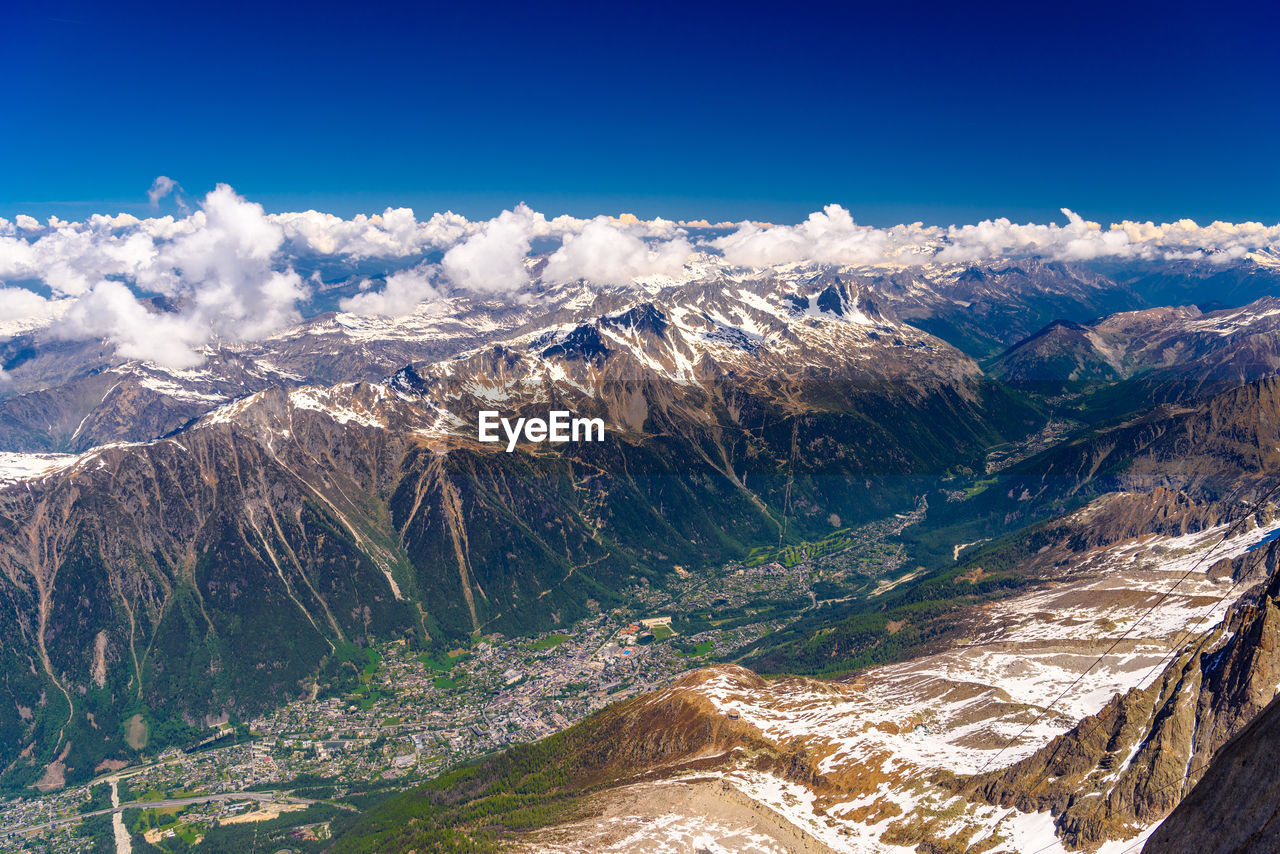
left=5, top=209, right=1280, bottom=854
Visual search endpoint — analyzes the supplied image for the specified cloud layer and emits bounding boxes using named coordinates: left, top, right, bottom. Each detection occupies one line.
left=2, top=182, right=1279, bottom=368
left=711, top=205, right=1280, bottom=268
left=10, top=185, right=314, bottom=367
left=544, top=217, right=693, bottom=285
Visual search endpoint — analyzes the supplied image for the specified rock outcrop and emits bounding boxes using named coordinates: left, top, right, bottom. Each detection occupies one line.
left=1143, top=690, right=1280, bottom=853
left=965, top=539, right=1280, bottom=849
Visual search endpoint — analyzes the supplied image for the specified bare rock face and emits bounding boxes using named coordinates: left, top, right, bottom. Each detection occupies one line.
left=964, top=541, right=1280, bottom=849
left=867, top=258, right=1145, bottom=358
left=1061, top=487, right=1232, bottom=551
left=1143, top=690, right=1280, bottom=853
left=1003, top=374, right=1280, bottom=511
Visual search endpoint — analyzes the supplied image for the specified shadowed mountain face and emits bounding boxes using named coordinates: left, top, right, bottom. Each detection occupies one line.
left=719, top=371, right=1280, bottom=682
left=992, top=298, right=1280, bottom=411
left=993, top=372, right=1280, bottom=506
left=1143, top=691, right=1280, bottom=854
left=860, top=259, right=1148, bottom=359
left=883, top=257, right=1280, bottom=361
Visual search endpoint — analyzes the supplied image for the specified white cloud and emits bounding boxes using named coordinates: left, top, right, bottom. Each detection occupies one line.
left=147, top=175, right=187, bottom=211
left=38, top=184, right=310, bottom=366
left=58, top=281, right=210, bottom=368
left=713, top=205, right=900, bottom=267
left=3, top=186, right=1280, bottom=367
left=0, top=286, right=57, bottom=320
left=274, top=208, right=475, bottom=258
left=0, top=234, right=38, bottom=281
left=339, top=267, right=443, bottom=317
left=543, top=217, right=693, bottom=285
left=441, top=205, right=542, bottom=293
left=711, top=204, right=1280, bottom=269
left=0, top=287, right=67, bottom=340
left=934, top=209, right=1133, bottom=263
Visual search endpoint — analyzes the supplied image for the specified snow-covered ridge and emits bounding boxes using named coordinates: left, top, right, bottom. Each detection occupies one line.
left=0, top=452, right=81, bottom=485
left=0, top=439, right=189, bottom=488
left=0, top=272, right=959, bottom=465
left=287, top=386, right=389, bottom=428
left=1181, top=301, right=1280, bottom=337
left=654, top=518, right=1280, bottom=853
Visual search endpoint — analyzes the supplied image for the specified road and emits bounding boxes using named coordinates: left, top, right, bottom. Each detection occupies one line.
left=4, top=789, right=322, bottom=839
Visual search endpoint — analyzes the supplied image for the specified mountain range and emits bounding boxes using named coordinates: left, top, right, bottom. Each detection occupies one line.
left=3, top=247, right=1280, bottom=851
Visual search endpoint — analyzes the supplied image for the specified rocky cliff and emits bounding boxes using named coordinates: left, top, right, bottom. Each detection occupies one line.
left=1142, top=689, right=1280, bottom=853
left=965, top=535, right=1280, bottom=849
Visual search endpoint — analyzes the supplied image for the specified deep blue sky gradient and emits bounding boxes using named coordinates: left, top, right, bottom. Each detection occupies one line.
left=4, top=0, right=1277, bottom=225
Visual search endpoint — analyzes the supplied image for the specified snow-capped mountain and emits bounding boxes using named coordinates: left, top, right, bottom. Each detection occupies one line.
left=4, top=253, right=1279, bottom=456
left=0, top=265, right=1041, bottom=794
left=2, top=251, right=1280, bottom=852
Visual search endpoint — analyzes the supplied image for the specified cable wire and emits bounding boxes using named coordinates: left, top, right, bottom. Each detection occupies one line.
left=975, top=482, right=1280, bottom=776
left=977, top=483, right=1280, bottom=853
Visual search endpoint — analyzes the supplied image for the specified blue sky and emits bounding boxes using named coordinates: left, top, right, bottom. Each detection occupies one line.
left=4, top=0, right=1277, bottom=225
